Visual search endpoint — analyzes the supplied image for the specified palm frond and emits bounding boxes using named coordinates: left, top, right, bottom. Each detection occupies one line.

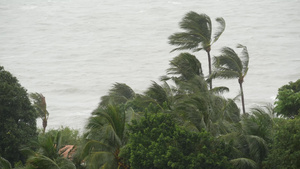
left=167, top=53, right=203, bottom=81
left=180, top=11, right=212, bottom=43
left=210, top=86, right=230, bottom=94
left=169, top=11, right=213, bottom=52
left=26, top=155, right=61, bottom=169
left=211, top=70, right=239, bottom=79
left=230, top=158, right=257, bottom=169
left=237, top=44, right=250, bottom=75
left=145, top=81, right=169, bottom=107
left=0, top=156, right=12, bottom=169
left=169, top=32, right=204, bottom=52
left=212, top=17, right=226, bottom=44
left=216, top=47, right=243, bottom=73
left=100, top=83, right=135, bottom=107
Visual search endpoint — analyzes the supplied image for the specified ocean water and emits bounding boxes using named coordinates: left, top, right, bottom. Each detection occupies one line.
left=1, top=0, right=300, bottom=132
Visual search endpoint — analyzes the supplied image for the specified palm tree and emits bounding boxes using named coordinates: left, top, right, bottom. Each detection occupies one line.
left=81, top=105, right=135, bottom=169
left=168, top=11, right=225, bottom=90
left=30, top=93, right=49, bottom=133
left=212, top=44, right=249, bottom=114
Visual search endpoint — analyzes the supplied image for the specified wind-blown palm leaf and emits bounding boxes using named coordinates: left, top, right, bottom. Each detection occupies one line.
left=212, top=17, right=226, bottom=44
left=237, top=44, right=249, bottom=75
left=166, top=52, right=203, bottom=81
left=145, top=81, right=170, bottom=108
left=100, top=83, right=136, bottom=107
left=168, top=11, right=213, bottom=52
left=230, top=158, right=257, bottom=169
left=216, top=47, right=243, bottom=73
left=169, top=12, right=212, bottom=52
left=210, top=86, right=230, bottom=94
left=0, top=157, right=12, bottom=169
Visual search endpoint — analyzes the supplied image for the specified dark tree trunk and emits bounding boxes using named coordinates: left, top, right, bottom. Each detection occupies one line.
left=42, top=118, right=47, bottom=134
left=239, top=79, right=246, bottom=115
left=207, top=51, right=212, bottom=90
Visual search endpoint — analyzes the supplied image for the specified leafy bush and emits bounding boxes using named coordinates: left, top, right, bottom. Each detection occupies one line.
left=274, top=79, right=300, bottom=118
left=122, top=113, right=232, bottom=169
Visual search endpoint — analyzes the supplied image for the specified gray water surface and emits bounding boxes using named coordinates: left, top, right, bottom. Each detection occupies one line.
left=1, top=0, right=300, bottom=131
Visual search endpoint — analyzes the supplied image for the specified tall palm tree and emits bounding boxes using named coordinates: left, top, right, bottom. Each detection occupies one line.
left=212, top=44, right=249, bottom=114
left=30, top=93, right=49, bottom=133
left=168, top=11, right=225, bottom=90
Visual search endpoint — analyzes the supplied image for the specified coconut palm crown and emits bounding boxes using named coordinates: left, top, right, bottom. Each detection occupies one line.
left=168, top=11, right=225, bottom=90
left=212, top=44, right=249, bottom=114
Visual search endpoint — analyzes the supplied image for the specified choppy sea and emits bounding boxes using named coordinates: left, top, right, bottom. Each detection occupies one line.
left=1, top=0, right=300, bottom=132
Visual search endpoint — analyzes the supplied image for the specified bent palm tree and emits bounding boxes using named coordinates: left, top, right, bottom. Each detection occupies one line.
left=30, top=93, right=49, bottom=133
left=168, top=11, right=225, bottom=90
left=212, top=44, right=249, bottom=114
left=82, top=105, right=134, bottom=169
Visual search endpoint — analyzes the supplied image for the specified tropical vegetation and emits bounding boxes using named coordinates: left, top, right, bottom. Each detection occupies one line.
left=1, top=11, right=299, bottom=169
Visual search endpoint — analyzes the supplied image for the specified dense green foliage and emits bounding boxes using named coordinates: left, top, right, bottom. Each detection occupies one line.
left=122, top=113, right=232, bottom=169
left=264, top=117, right=300, bottom=169
left=0, top=66, right=38, bottom=165
left=274, top=79, right=300, bottom=118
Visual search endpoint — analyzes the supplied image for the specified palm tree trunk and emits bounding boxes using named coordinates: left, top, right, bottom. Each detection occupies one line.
left=207, top=51, right=212, bottom=90
left=42, top=118, right=47, bottom=134
left=239, top=81, right=246, bottom=115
